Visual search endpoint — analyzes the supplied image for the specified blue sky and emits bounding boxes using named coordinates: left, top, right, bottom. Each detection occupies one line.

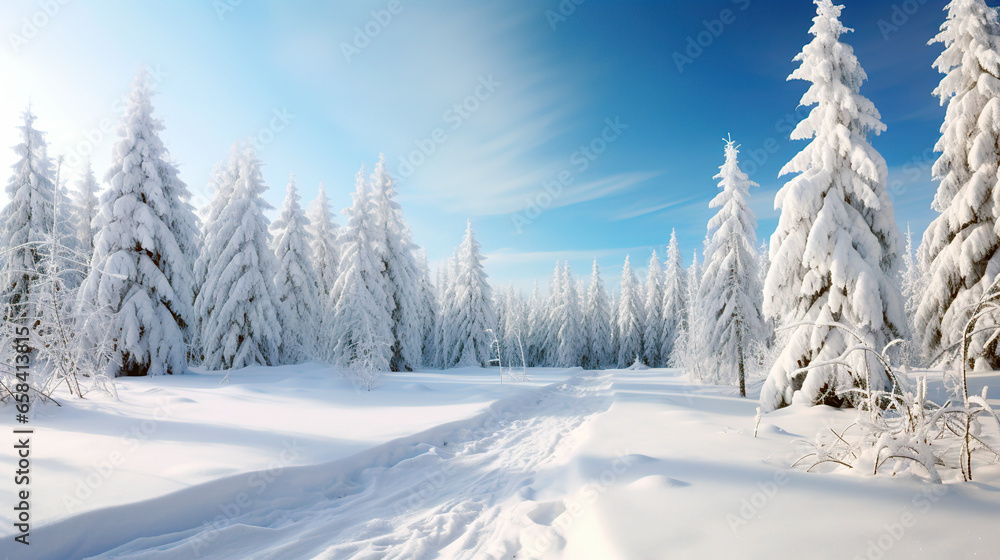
left=1, top=0, right=947, bottom=290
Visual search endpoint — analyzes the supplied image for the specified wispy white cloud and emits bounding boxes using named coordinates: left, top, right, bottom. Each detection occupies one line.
left=613, top=193, right=701, bottom=221
left=271, top=2, right=603, bottom=218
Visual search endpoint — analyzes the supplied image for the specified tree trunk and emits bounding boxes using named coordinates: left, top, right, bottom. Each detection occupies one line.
left=738, top=351, right=746, bottom=398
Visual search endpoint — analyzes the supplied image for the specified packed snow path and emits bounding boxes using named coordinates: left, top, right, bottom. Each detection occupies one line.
left=31, top=371, right=615, bottom=559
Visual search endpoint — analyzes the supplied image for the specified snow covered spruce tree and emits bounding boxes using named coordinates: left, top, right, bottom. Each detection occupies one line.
left=53, top=155, right=80, bottom=241
left=307, top=181, right=341, bottom=301
left=583, top=258, right=615, bottom=369
left=671, top=252, right=709, bottom=377
left=372, top=154, right=425, bottom=371
left=757, top=241, right=776, bottom=342
left=416, top=249, right=439, bottom=367
left=556, top=262, right=585, bottom=367
left=526, top=281, right=546, bottom=367
left=445, top=220, right=496, bottom=367
left=901, top=224, right=927, bottom=359
left=917, top=0, right=1000, bottom=369
left=761, top=0, right=905, bottom=411
left=659, top=230, right=686, bottom=363
left=329, top=165, right=393, bottom=373
left=699, top=138, right=765, bottom=397
left=73, top=161, right=100, bottom=265
left=79, top=71, right=201, bottom=376
left=642, top=250, right=664, bottom=366
left=1, top=108, right=57, bottom=325
left=199, top=146, right=282, bottom=370
left=270, top=173, right=321, bottom=363
left=193, top=152, right=239, bottom=360
left=539, top=263, right=563, bottom=366
left=434, top=254, right=458, bottom=368
left=617, top=254, right=644, bottom=367
left=495, top=284, right=509, bottom=344
left=49, top=155, right=81, bottom=290
left=502, top=286, right=529, bottom=368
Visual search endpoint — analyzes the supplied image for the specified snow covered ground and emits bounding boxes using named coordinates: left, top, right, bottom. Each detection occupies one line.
left=4, top=366, right=1000, bottom=559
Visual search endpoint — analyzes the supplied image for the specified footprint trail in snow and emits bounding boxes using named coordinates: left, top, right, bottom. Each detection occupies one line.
left=93, top=371, right=614, bottom=560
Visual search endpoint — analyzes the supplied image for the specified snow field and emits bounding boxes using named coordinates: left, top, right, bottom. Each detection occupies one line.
left=0, top=364, right=580, bottom=558
left=6, top=366, right=998, bottom=559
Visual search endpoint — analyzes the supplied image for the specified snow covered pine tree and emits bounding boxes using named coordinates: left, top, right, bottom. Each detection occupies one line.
left=372, top=154, right=425, bottom=371
left=307, top=181, right=341, bottom=301
left=72, top=161, right=100, bottom=266
left=555, top=262, right=585, bottom=367
left=198, top=146, right=283, bottom=370
left=329, top=165, right=393, bottom=373
left=917, top=0, right=1000, bottom=369
left=700, top=138, right=766, bottom=397
left=445, top=221, right=496, bottom=368
left=900, top=224, right=926, bottom=360
left=271, top=173, right=321, bottom=363
left=583, top=259, right=615, bottom=369
left=642, top=251, right=664, bottom=367
left=660, top=230, right=686, bottom=364
left=761, top=0, right=905, bottom=411
left=79, top=71, right=200, bottom=377
left=1, top=108, right=57, bottom=326
left=617, top=254, right=644, bottom=367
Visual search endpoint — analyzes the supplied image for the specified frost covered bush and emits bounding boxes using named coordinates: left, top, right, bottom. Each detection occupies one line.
left=788, top=322, right=1000, bottom=483
left=0, top=234, right=119, bottom=404
left=0, top=104, right=116, bottom=403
